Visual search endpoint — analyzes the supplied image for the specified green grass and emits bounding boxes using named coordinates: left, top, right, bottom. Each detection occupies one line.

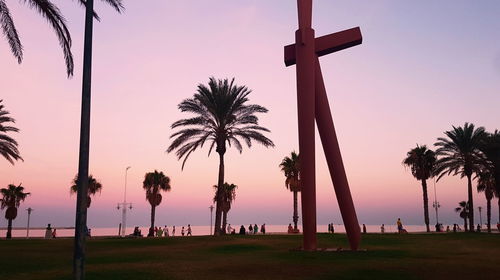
left=1, top=233, right=499, bottom=280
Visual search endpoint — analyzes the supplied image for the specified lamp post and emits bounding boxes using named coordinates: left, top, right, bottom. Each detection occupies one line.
left=209, top=205, right=214, bottom=235
left=432, top=178, right=440, bottom=224
left=26, top=207, right=33, bottom=238
left=478, top=206, right=483, bottom=227
left=117, top=166, right=132, bottom=237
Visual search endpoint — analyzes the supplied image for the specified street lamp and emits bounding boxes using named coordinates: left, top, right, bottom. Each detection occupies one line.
left=117, top=166, right=132, bottom=237
left=209, top=205, right=214, bottom=235
left=26, top=207, right=33, bottom=238
left=432, top=178, right=440, bottom=224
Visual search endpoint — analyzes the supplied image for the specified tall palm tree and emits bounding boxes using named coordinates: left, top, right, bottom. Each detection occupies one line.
left=0, top=0, right=73, bottom=76
left=167, top=77, right=274, bottom=235
left=279, top=151, right=301, bottom=231
left=402, top=145, right=436, bottom=232
left=0, top=100, right=22, bottom=164
left=72, top=1, right=123, bottom=279
left=480, top=131, right=500, bottom=195
left=70, top=175, right=102, bottom=208
left=213, top=182, right=237, bottom=234
left=455, top=201, right=469, bottom=231
left=0, top=184, right=30, bottom=239
left=434, top=123, right=486, bottom=231
left=477, top=172, right=497, bottom=233
left=143, top=170, right=171, bottom=237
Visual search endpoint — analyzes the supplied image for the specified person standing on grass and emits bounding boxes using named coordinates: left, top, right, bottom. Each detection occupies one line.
left=187, top=224, right=192, bottom=236
left=52, top=228, right=57, bottom=238
left=381, top=224, right=385, bottom=233
left=254, top=224, right=258, bottom=234
left=157, top=227, right=163, bottom=237
left=45, top=224, right=52, bottom=239
left=331, top=224, right=335, bottom=234
left=172, top=226, right=176, bottom=236
left=261, top=224, right=266, bottom=234
left=239, top=225, right=246, bottom=235
left=249, top=224, right=253, bottom=234
left=181, top=226, right=185, bottom=236
left=397, top=218, right=403, bottom=233
left=164, top=226, right=169, bottom=237
left=362, top=224, right=367, bottom=234
left=227, top=224, right=232, bottom=234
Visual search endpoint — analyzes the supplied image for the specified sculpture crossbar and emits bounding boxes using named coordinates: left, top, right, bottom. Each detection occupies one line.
left=285, top=0, right=362, bottom=251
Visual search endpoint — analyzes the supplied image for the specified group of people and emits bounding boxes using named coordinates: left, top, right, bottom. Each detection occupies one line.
left=233, top=223, right=265, bottom=235
left=44, top=224, right=57, bottom=239
left=133, top=225, right=193, bottom=237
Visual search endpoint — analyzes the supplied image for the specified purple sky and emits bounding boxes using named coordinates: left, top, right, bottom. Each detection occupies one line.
left=1, top=0, right=499, bottom=229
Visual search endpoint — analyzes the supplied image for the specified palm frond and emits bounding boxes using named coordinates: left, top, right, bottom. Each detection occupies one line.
left=0, top=0, right=23, bottom=63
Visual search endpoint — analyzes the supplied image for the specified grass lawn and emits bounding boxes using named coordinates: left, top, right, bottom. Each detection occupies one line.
left=1, top=233, right=499, bottom=280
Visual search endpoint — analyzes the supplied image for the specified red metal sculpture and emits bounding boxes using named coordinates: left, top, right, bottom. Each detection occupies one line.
left=284, top=0, right=362, bottom=251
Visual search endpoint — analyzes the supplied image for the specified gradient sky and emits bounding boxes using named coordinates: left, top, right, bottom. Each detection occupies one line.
left=1, top=0, right=499, bottom=229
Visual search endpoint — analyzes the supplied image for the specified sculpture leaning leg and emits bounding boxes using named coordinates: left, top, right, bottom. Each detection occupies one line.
left=314, top=58, right=361, bottom=250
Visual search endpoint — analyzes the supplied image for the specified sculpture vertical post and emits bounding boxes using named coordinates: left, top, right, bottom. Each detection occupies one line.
left=295, top=0, right=317, bottom=251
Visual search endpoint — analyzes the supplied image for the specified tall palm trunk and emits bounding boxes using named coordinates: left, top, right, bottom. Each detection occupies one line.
left=214, top=151, right=225, bottom=235
left=463, top=217, right=468, bottom=232
left=466, top=174, right=474, bottom=232
left=293, top=190, right=298, bottom=231
left=6, top=218, right=13, bottom=239
left=222, top=210, right=227, bottom=234
left=74, top=0, right=94, bottom=279
left=486, top=197, right=491, bottom=233
left=149, top=205, right=156, bottom=236
left=421, top=179, right=430, bottom=232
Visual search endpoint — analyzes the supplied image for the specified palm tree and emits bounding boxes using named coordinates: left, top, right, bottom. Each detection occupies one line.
left=0, top=184, right=30, bottom=239
left=279, top=151, right=301, bottom=231
left=455, top=201, right=469, bottom=231
left=70, top=175, right=102, bottom=208
left=72, top=1, right=123, bottom=278
left=143, top=170, right=171, bottom=237
left=434, top=123, right=486, bottom=231
left=0, top=100, right=22, bottom=164
left=402, top=145, right=436, bottom=232
left=213, top=183, right=237, bottom=234
left=479, top=131, right=500, bottom=195
left=167, top=77, right=274, bottom=235
left=477, top=172, right=497, bottom=233
left=0, top=0, right=74, bottom=76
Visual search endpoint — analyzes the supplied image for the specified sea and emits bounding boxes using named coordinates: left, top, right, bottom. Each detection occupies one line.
left=1, top=224, right=430, bottom=238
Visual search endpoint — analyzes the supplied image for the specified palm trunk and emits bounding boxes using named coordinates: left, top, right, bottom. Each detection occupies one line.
left=466, top=174, right=474, bottom=232
left=293, top=190, right=298, bottom=231
left=486, top=197, right=491, bottom=233
left=150, top=205, right=156, bottom=233
left=214, top=151, right=225, bottom=235
left=74, top=0, right=94, bottom=279
left=6, top=218, right=13, bottom=239
left=421, top=179, right=430, bottom=232
left=222, top=210, right=228, bottom=234
left=464, top=217, right=468, bottom=232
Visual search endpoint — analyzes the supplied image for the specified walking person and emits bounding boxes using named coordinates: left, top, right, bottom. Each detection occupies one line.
left=187, top=224, right=192, bottom=236
left=181, top=226, right=185, bottom=236
left=52, top=228, right=57, bottom=239
left=381, top=224, right=385, bottom=233
left=253, top=224, right=258, bottom=234
left=331, top=223, right=334, bottom=234
left=45, top=224, right=52, bottom=239
left=362, top=224, right=367, bottom=234
left=397, top=218, right=403, bottom=234
left=261, top=224, right=266, bottom=234
left=172, top=226, right=176, bottom=236
left=248, top=224, right=253, bottom=235
left=164, top=226, right=169, bottom=237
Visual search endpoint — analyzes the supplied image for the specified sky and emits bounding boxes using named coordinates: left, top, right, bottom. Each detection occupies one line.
left=1, top=0, right=499, bottom=229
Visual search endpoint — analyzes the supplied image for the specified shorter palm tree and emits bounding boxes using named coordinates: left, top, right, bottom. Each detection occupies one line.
left=403, top=145, right=436, bottom=232
left=1, top=184, right=30, bottom=238
left=70, top=175, right=102, bottom=208
left=143, top=170, right=171, bottom=236
left=213, top=183, right=237, bottom=234
left=455, top=201, right=469, bottom=231
left=477, top=172, right=497, bottom=232
left=0, top=100, right=23, bottom=164
left=280, top=151, right=301, bottom=231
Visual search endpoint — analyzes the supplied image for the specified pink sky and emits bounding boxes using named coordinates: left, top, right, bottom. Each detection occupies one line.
left=1, top=0, right=499, bottom=229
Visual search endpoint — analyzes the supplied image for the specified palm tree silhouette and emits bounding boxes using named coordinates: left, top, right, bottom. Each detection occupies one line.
left=213, top=183, right=237, bottom=234
left=0, top=184, right=30, bottom=239
left=280, top=151, right=301, bottom=231
left=0, top=0, right=73, bottom=76
left=402, top=145, right=436, bottom=232
left=455, top=201, right=469, bottom=231
left=477, top=171, right=497, bottom=233
left=0, top=100, right=22, bottom=164
left=167, top=77, right=274, bottom=235
left=434, top=123, right=486, bottom=231
left=70, top=175, right=102, bottom=208
left=72, top=1, right=123, bottom=278
left=479, top=131, right=500, bottom=195
left=143, top=170, right=171, bottom=237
